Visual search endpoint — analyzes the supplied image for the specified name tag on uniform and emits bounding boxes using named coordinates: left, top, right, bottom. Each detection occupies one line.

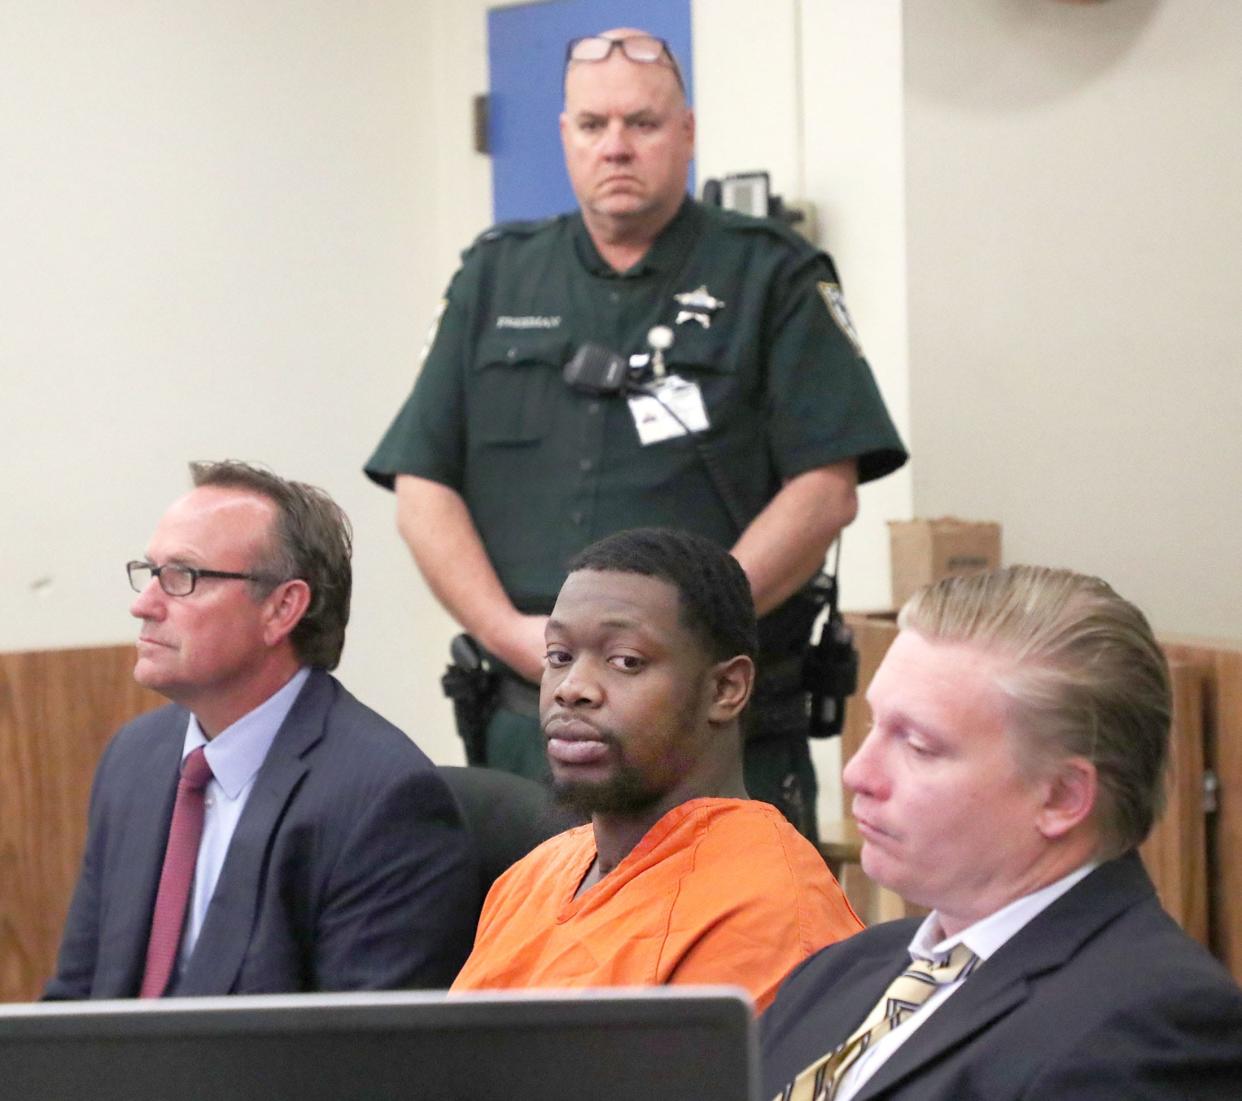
left=628, top=375, right=710, bottom=445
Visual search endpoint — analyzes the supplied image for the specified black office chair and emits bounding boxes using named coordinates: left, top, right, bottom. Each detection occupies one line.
left=438, top=765, right=581, bottom=911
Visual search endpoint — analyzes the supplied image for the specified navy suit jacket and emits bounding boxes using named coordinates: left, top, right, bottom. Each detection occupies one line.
left=45, top=669, right=477, bottom=998
left=761, top=854, right=1242, bottom=1100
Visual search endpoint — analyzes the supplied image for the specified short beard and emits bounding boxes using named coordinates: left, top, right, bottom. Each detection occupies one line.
left=551, top=759, right=663, bottom=818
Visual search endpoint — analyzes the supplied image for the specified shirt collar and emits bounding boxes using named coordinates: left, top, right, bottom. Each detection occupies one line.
left=181, top=667, right=311, bottom=799
left=571, top=196, right=702, bottom=278
left=909, top=861, right=1099, bottom=964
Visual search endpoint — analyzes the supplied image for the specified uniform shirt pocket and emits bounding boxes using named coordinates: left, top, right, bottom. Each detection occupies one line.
left=663, top=326, right=760, bottom=427
left=470, top=332, right=573, bottom=445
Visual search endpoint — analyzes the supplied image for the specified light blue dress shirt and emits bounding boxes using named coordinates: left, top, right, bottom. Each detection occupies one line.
left=174, top=666, right=311, bottom=973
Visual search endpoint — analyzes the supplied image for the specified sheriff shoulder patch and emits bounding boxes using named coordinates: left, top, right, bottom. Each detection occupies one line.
left=419, top=298, right=449, bottom=366
left=817, top=281, right=863, bottom=355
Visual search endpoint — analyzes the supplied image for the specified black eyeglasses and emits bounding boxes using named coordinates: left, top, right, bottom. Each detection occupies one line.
left=565, top=35, right=685, bottom=92
left=127, top=560, right=274, bottom=597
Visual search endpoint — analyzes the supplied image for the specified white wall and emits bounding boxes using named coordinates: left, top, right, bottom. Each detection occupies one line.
left=695, top=1, right=911, bottom=619
left=13, top=0, right=1229, bottom=800
left=904, top=0, right=1242, bottom=637
left=1, top=1, right=907, bottom=785
left=0, top=0, right=467, bottom=762
left=695, top=0, right=909, bottom=814
left=798, top=0, right=908, bottom=816
left=797, top=0, right=911, bottom=612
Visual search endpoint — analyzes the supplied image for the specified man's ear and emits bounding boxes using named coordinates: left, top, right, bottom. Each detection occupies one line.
left=706, top=655, right=754, bottom=724
left=262, top=579, right=312, bottom=648
left=1035, top=756, right=1098, bottom=841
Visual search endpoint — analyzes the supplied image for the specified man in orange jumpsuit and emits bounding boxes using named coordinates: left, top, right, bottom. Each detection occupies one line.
left=452, top=528, right=862, bottom=1012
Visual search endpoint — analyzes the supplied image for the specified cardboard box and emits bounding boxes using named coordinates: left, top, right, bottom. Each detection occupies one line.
left=888, top=518, right=1002, bottom=608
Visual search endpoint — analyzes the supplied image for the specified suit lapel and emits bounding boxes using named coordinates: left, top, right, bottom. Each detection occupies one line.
left=98, top=714, right=184, bottom=997
left=851, top=968, right=1029, bottom=1100
left=824, top=929, right=922, bottom=1042
left=177, top=671, right=332, bottom=995
left=851, top=856, right=1153, bottom=1101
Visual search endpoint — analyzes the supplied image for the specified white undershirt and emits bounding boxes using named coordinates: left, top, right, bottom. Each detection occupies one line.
left=834, top=862, right=1098, bottom=1101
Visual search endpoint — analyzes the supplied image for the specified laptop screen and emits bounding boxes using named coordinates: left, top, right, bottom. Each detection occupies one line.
left=0, top=987, right=758, bottom=1101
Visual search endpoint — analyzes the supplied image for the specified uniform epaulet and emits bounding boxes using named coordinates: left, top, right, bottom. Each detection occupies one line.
left=472, top=214, right=567, bottom=247
left=704, top=204, right=819, bottom=257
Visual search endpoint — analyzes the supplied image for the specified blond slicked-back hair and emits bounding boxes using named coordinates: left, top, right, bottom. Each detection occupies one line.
left=899, top=565, right=1170, bottom=859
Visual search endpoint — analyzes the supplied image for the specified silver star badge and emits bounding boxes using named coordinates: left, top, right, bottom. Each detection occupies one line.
left=674, top=285, right=726, bottom=312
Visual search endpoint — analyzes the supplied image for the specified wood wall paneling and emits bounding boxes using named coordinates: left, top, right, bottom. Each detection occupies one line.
left=840, top=612, right=897, bottom=768
left=0, top=646, right=162, bottom=1003
left=1162, top=636, right=1242, bottom=978
left=1138, top=660, right=1209, bottom=945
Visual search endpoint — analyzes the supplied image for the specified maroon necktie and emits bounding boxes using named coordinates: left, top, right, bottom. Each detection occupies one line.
left=139, top=746, right=214, bottom=998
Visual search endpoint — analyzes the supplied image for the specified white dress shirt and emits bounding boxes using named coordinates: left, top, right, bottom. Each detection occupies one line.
left=835, top=862, right=1098, bottom=1101
left=174, top=666, right=311, bottom=974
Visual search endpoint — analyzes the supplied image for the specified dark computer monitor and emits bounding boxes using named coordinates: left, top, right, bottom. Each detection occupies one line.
left=0, top=987, right=758, bottom=1101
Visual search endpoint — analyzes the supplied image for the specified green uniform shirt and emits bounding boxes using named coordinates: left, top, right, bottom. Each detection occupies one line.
left=367, top=198, right=907, bottom=617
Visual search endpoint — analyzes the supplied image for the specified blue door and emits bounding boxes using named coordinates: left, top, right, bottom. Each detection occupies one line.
left=487, top=0, right=694, bottom=224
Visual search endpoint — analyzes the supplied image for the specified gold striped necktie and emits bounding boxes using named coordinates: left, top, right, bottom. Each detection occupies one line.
left=777, top=942, right=980, bottom=1101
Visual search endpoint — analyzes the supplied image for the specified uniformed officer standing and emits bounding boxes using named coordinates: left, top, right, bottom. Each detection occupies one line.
left=365, top=27, right=907, bottom=840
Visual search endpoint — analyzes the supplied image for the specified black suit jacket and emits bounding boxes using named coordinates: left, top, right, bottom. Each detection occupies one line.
left=761, top=854, right=1242, bottom=1099
left=45, top=669, right=476, bottom=998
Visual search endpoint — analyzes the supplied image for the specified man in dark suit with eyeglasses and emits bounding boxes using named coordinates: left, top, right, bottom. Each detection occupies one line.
left=45, top=460, right=475, bottom=1000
